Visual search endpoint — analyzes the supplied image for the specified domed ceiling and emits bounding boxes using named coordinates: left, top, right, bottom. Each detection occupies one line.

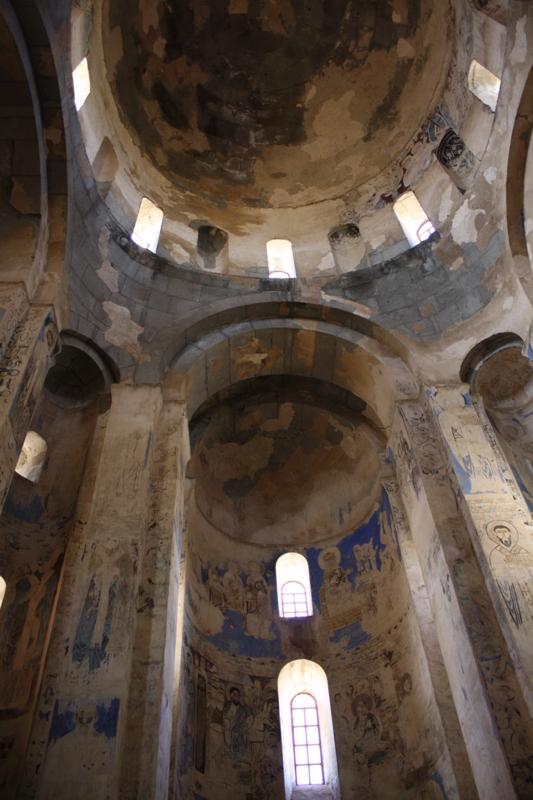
left=189, top=393, right=383, bottom=545
left=107, top=0, right=451, bottom=211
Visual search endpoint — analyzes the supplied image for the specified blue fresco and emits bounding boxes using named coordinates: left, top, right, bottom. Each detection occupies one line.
left=510, top=464, right=533, bottom=513
left=48, top=700, right=76, bottom=745
left=95, top=697, right=120, bottom=738
left=431, top=771, right=449, bottom=800
left=190, top=488, right=400, bottom=657
left=3, top=493, right=46, bottom=525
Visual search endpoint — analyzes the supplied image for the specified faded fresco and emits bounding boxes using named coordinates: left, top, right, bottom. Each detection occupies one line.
left=178, top=480, right=456, bottom=800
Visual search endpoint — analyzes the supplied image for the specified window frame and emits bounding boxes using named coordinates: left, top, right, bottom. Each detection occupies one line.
left=291, top=692, right=325, bottom=787
left=276, top=553, right=313, bottom=619
left=278, top=659, right=340, bottom=800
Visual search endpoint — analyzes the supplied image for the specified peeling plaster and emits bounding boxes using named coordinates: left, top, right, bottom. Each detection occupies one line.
left=397, top=38, right=415, bottom=59
left=510, top=17, right=528, bottom=66
left=438, top=183, right=454, bottom=223
left=451, top=199, right=485, bottom=246
left=103, top=301, right=150, bottom=362
left=302, top=92, right=364, bottom=162
left=484, top=167, right=497, bottom=185
left=233, top=338, right=283, bottom=379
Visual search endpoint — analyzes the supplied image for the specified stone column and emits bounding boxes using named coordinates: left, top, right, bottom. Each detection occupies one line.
left=383, top=479, right=479, bottom=800
left=20, top=383, right=162, bottom=800
left=118, top=401, right=190, bottom=800
left=427, top=385, right=533, bottom=712
left=0, top=298, right=58, bottom=512
left=391, top=399, right=533, bottom=800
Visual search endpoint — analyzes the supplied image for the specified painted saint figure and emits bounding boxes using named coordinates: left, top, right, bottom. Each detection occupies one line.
left=223, top=687, right=251, bottom=762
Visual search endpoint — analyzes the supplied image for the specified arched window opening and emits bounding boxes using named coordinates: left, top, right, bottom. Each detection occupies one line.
left=131, top=197, right=164, bottom=253
left=196, top=225, right=228, bottom=271
left=15, top=431, right=47, bottom=483
left=92, top=136, right=119, bottom=196
left=0, top=576, right=6, bottom=611
left=393, top=191, right=436, bottom=248
left=267, top=239, right=297, bottom=279
left=72, top=57, right=91, bottom=111
left=276, top=553, right=312, bottom=618
left=468, top=60, right=501, bottom=113
left=278, top=660, right=340, bottom=800
left=292, top=693, right=324, bottom=786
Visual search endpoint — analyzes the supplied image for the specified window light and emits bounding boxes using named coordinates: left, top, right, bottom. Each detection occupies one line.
left=0, top=576, right=5, bottom=611
left=15, top=431, right=47, bottom=483
left=278, top=660, right=340, bottom=800
left=267, top=239, right=297, bottom=279
left=468, top=60, right=501, bottom=113
left=393, top=191, right=436, bottom=247
left=131, top=197, right=164, bottom=253
left=276, top=553, right=313, bottom=618
left=292, top=693, right=324, bottom=786
left=73, top=57, right=91, bottom=111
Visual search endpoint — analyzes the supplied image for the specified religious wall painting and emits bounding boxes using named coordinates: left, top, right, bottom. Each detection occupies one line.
left=178, top=639, right=283, bottom=800
left=0, top=556, right=61, bottom=715
left=72, top=572, right=118, bottom=671
left=486, top=520, right=533, bottom=628
left=427, top=388, right=503, bottom=494
left=187, top=556, right=278, bottom=658
left=329, top=668, right=417, bottom=798
left=39, top=696, right=120, bottom=796
left=307, top=490, right=400, bottom=647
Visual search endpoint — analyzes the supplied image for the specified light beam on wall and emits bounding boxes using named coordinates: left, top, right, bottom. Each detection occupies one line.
left=393, top=191, right=436, bottom=248
left=131, top=197, right=164, bottom=253
left=73, top=57, right=91, bottom=111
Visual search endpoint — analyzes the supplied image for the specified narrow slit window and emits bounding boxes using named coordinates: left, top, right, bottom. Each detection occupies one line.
left=73, top=57, right=91, bottom=111
left=468, top=60, right=501, bottom=113
left=292, top=693, right=324, bottom=786
left=131, top=197, right=164, bottom=253
left=0, top=576, right=5, bottom=611
left=276, top=553, right=312, bottom=618
left=267, top=239, right=297, bottom=279
left=393, top=191, right=435, bottom=247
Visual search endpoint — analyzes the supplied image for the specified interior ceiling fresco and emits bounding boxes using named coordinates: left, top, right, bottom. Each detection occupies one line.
left=2, top=0, right=533, bottom=799
left=108, top=0, right=448, bottom=206
left=82, top=0, right=483, bottom=274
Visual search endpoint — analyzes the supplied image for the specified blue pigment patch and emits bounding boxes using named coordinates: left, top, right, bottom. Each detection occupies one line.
left=203, top=609, right=283, bottom=659
left=95, top=698, right=120, bottom=738
left=431, top=771, right=448, bottom=799
left=3, top=493, right=45, bottom=524
left=48, top=700, right=76, bottom=746
left=511, top=465, right=533, bottom=513
left=330, top=620, right=371, bottom=649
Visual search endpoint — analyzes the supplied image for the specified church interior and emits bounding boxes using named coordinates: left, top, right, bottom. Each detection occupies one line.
left=1, top=0, right=533, bottom=798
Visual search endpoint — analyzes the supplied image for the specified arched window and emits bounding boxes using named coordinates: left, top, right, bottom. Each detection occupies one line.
left=278, top=660, right=340, bottom=800
left=0, top=576, right=6, bottom=610
left=131, top=197, right=164, bottom=253
left=468, top=60, right=501, bottom=113
left=267, top=239, right=297, bottom=279
left=15, top=431, right=47, bottom=483
left=276, top=553, right=312, bottom=618
left=393, top=191, right=435, bottom=247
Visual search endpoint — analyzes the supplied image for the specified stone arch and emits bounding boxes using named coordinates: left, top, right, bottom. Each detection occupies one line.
left=166, top=316, right=418, bottom=430
left=0, top=0, right=67, bottom=298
